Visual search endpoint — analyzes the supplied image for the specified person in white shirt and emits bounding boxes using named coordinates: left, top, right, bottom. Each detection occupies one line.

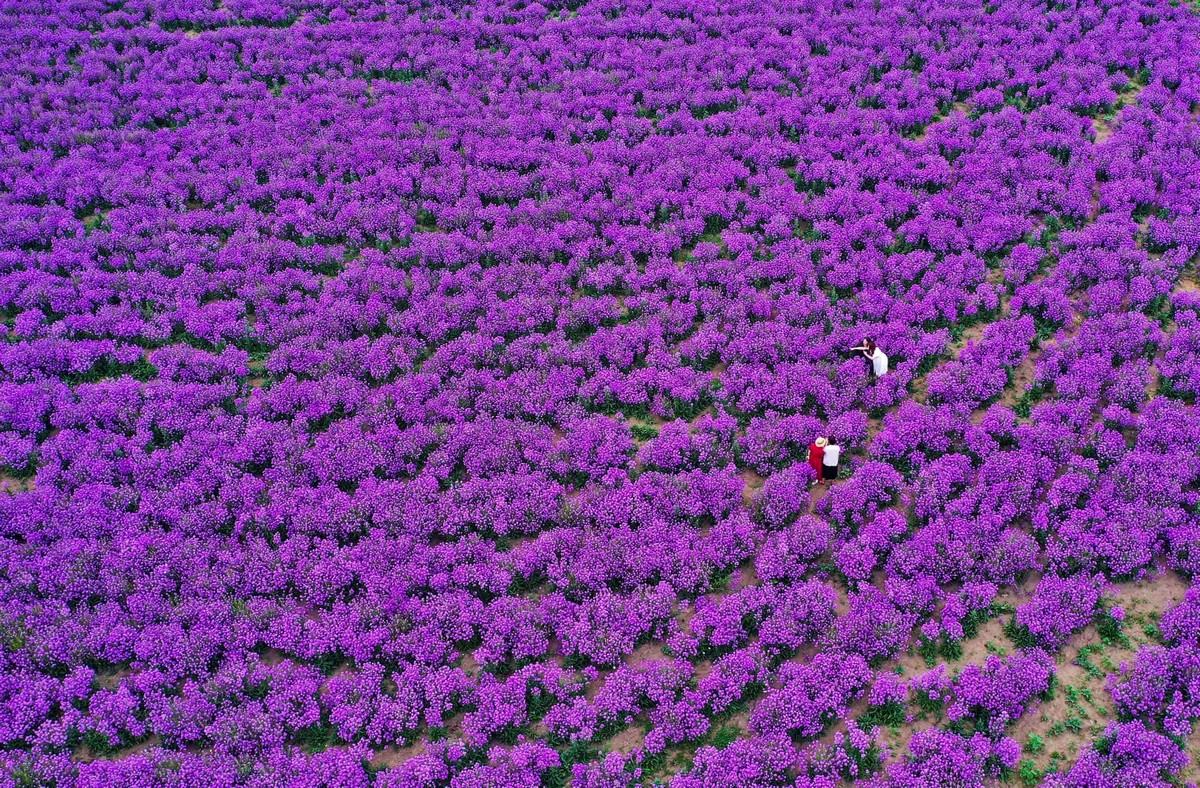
left=821, top=436, right=840, bottom=485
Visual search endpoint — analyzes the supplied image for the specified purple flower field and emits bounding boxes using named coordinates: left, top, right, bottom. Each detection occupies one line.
left=2, top=0, right=1200, bottom=784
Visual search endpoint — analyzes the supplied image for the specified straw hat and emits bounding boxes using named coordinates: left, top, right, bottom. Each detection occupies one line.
left=815, top=437, right=827, bottom=447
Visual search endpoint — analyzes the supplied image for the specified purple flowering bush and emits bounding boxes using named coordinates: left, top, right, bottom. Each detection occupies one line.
left=886, top=728, right=1020, bottom=785
left=2, top=0, right=1200, bottom=783
left=1044, top=721, right=1188, bottom=787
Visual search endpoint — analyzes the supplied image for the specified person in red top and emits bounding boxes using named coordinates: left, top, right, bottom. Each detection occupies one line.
left=807, top=437, right=826, bottom=486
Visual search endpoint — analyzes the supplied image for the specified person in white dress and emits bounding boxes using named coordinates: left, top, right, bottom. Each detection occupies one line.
left=869, top=346, right=888, bottom=377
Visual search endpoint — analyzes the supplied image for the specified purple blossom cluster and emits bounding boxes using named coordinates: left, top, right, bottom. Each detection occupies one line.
left=946, top=651, right=1055, bottom=735
left=1044, top=721, right=1188, bottom=787
left=886, top=728, right=1020, bottom=785
left=2, top=0, right=1200, bottom=783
